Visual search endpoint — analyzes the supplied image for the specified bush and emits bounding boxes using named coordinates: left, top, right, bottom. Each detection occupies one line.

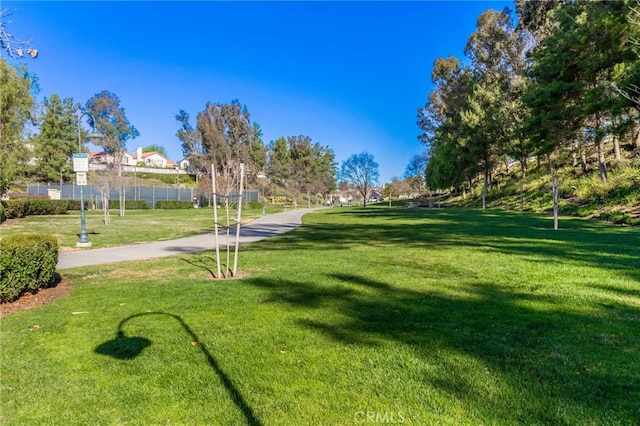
left=26, top=199, right=71, bottom=215
left=1, top=199, right=70, bottom=219
left=0, top=202, right=5, bottom=224
left=68, top=200, right=91, bottom=211
left=108, top=199, right=149, bottom=210
left=247, top=202, right=263, bottom=210
left=0, top=234, right=59, bottom=303
left=571, top=166, right=640, bottom=203
left=131, top=172, right=195, bottom=186
left=599, top=211, right=640, bottom=226
left=155, top=200, right=194, bottom=209
left=2, top=200, right=28, bottom=219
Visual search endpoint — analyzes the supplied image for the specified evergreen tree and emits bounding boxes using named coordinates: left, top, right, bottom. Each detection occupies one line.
left=266, top=136, right=292, bottom=189
left=33, top=94, right=79, bottom=182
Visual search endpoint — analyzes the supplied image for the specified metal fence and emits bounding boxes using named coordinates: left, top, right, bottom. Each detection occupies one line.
left=27, top=183, right=259, bottom=208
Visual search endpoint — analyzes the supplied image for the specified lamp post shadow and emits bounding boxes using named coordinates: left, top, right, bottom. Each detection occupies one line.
left=95, top=311, right=261, bottom=426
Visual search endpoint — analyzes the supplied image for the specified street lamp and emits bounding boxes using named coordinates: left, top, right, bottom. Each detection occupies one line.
left=75, top=111, right=104, bottom=247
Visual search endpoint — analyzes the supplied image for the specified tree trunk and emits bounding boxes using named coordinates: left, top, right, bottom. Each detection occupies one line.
left=613, top=135, right=621, bottom=160
left=580, top=142, right=588, bottom=175
left=362, top=185, right=368, bottom=207
left=482, top=167, right=488, bottom=210
left=101, top=188, right=110, bottom=225
left=117, top=158, right=126, bottom=217
left=519, top=160, right=527, bottom=214
left=549, top=155, right=559, bottom=230
left=225, top=199, right=231, bottom=277
left=119, top=185, right=125, bottom=216
left=597, top=138, right=608, bottom=183
left=595, top=114, right=607, bottom=183
left=211, top=165, right=222, bottom=278
left=232, top=163, right=244, bottom=277
left=634, top=125, right=640, bottom=150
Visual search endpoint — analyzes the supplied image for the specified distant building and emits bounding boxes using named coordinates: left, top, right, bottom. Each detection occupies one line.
left=369, top=190, right=383, bottom=203
left=89, top=146, right=178, bottom=170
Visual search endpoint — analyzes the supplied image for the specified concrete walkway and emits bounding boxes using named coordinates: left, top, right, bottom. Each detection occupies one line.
left=57, top=208, right=317, bottom=270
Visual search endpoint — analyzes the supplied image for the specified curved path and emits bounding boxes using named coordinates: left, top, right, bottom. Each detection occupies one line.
left=57, top=208, right=317, bottom=270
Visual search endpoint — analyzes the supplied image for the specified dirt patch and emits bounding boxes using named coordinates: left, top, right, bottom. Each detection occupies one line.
left=210, top=270, right=251, bottom=280
left=0, top=277, right=73, bottom=318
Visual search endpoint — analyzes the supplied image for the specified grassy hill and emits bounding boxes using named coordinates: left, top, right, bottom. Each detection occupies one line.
left=422, top=153, right=640, bottom=226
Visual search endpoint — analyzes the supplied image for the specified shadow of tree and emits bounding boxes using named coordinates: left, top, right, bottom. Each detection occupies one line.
left=181, top=256, right=218, bottom=279
left=244, top=268, right=640, bottom=423
left=243, top=207, right=640, bottom=283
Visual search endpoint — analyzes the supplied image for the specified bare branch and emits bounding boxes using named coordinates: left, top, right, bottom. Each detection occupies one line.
left=0, top=8, right=38, bottom=59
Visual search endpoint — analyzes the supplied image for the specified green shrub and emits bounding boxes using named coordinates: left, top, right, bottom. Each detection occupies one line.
left=1, top=199, right=70, bottom=219
left=572, top=166, right=640, bottom=203
left=154, top=200, right=194, bottom=209
left=130, top=172, right=195, bottom=186
left=27, top=199, right=71, bottom=215
left=68, top=200, right=91, bottom=210
left=108, top=200, right=148, bottom=210
left=2, top=200, right=29, bottom=219
left=558, top=202, right=579, bottom=215
left=247, top=202, right=263, bottom=210
left=599, top=211, right=640, bottom=226
left=0, top=234, right=59, bottom=303
left=0, top=202, right=5, bottom=224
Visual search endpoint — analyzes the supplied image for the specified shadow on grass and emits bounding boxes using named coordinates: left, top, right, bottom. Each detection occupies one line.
left=181, top=256, right=218, bottom=279
left=95, top=312, right=261, bottom=426
left=245, top=206, right=640, bottom=283
left=244, top=268, right=640, bottom=423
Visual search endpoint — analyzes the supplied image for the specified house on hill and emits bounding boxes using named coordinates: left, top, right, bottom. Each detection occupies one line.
left=89, top=146, right=178, bottom=171
left=133, top=146, right=178, bottom=169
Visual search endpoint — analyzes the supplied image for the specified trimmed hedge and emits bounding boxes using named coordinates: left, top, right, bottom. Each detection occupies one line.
left=155, top=200, right=194, bottom=209
left=1, top=199, right=71, bottom=219
left=68, top=200, right=91, bottom=211
left=107, top=200, right=149, bottom=210
left=0, top=234, right=59, bottom=303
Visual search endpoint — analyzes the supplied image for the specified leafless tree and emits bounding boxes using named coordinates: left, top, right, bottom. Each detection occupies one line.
left=1, top=8, right=38, bottom=59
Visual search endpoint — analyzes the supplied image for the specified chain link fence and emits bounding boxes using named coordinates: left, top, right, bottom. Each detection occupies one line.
left=27, top=183, right=259, bottom=208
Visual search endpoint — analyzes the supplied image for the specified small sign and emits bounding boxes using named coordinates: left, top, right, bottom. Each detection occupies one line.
left=76, top=172, right=87, bottom=186
left=73, top=153, right=89, bottom=172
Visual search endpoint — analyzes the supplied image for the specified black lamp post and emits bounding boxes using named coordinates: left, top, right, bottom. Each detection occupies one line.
left=76, top=112, right=104, bottom=247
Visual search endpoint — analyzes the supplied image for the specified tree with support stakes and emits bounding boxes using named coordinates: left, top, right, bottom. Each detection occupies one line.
left=178, top=100, right=257, bottom=278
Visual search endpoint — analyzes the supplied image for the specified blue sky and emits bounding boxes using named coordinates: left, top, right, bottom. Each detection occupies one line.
left=5, top=1, right=510, bottom=183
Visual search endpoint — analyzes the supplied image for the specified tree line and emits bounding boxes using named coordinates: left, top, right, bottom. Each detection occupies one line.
left=1, top=54, right=388, bottom=208
left=1, top=7, right=439, bottom=208
left=0, top=61, right=341, bottom=206
left=175, top=102, right=339, bottom=207
left=418, top=1, right=640, bottom=226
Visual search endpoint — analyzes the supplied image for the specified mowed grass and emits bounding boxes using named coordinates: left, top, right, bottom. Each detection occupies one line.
left=0, top=206, right=282, bottom=250
left=1, top=206, right=639, bottom=425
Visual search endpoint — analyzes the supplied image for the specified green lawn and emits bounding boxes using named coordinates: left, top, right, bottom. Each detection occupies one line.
left=0, top=206, right=282, bottom=250
left=1, top=206, right=639, bottom=425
